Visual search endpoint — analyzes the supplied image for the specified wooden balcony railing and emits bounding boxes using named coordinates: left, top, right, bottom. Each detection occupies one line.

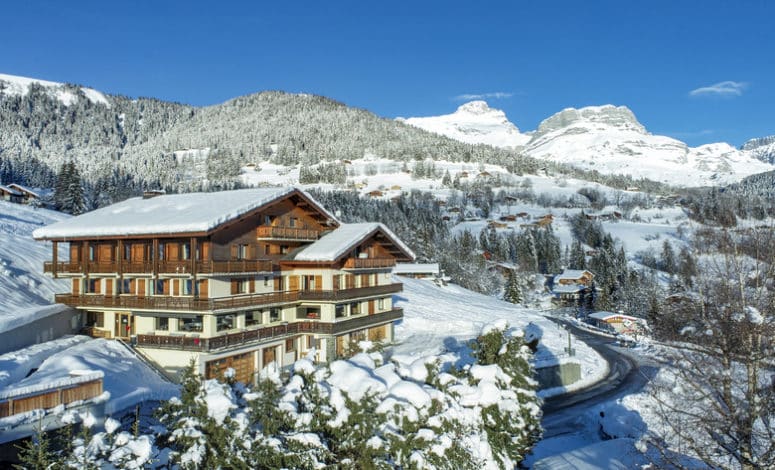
left=55, top=284, right=402, bottom=312
left=45, top=259, right=274, bottom=275
left=55, top=291, right=299, bottom=312
left=298, top=283, right=402, bottom=301
left=197, top=260, right=274, bottom=274
left=256, top=226, right=320, bottom=241
left=343, top=258, right=396, bottom=270
left=134, top=308, right=403, bottom=352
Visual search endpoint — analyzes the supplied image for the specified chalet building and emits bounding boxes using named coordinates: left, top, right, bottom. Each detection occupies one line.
left=551, top=269, right=595, bottom=306
left=34, top=187, right=414, bottom=383
left=392, top=263, right=440, bottom=279
left=0, top=184, right=23, bottom=204
left=7, top=184, right=42, bottom=204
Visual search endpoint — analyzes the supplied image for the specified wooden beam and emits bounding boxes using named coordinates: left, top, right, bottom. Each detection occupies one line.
left=52, top=241, right=58, bottom=278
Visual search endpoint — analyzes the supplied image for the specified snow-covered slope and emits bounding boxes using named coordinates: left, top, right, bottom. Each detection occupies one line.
left=0, top=201, right=68, bottom=327
left=0, top=72, right=110, bottom=107
left=399, top=101, right=531, bottom=148
left=523, top=105, right=773, bottom=187
left=393, top=276, right=607, bottom=397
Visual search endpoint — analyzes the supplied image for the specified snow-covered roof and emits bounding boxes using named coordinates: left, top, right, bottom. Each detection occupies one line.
left=392, top=263, right=439, bottom=274
left=292, top=222, right=415, bottom=262
left=552, top=284, right=587, bottom=294
left=33, top=187, right=337, bottom=239
left=0, top=184, right=22, bottom=196
left=555, top=269, right=592, bottom=281
left=588, top=311, right=641, bottom=322
left=7, top=183, right=40, bottom=198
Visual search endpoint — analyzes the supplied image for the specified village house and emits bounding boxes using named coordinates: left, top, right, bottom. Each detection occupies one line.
left=0, top=184, right=24, bottom=204
left=34, top=187, right=414, bottom=384
left=551, top=268, right=595, bottom=306
left=392, top=263, right=440, bottom=279
left=587, top=311, right=646, bottom=335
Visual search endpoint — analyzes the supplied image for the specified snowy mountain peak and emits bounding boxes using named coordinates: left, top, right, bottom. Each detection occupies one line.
left=535, top=104, right=645, bottom=136
left=0, top=72, right=110, bottom=107
left=741, top=135, right=775, bottom=164
left=455, top=100, right=497, bottom=115
left=400, top=101, right=530, bottom=148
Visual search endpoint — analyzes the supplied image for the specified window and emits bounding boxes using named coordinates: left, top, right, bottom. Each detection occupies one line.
left=181, top=316, right=203, bottom=332
left=182, top=279, right=193, bottom=295
left=237, top=244, right=249, bottom=260
left=263, top=276, right=269, bottom=287
left=238, top=280, right=249, bottom=294
left=121, top=278, right=131, bottom=294
left=286, top=338, right=295, bottom=351
left=156, top=279, right=166, bottom=295
left=86, top=311, right=103, bottom=327
left=302, top=275, right=315, bottom=290
left=289, top=217, right=297, bottom=228
left=263, top=244, right=270, bottom=255
left=158, top=243, right=165, bottom=260
left=270, top=308, right=280, bottom=322
left=217, top=314, right=235, bottom=332
left=124, top=244, right=131, bottom=260
left=181, top=242, right=191, bottom=260
left=335, top=305, right=346, bottom=318
left=246, top=311, right=262, bottom=327
left=280, top=245, right=289, bottom=254
left=378, top=298, right=385, bottom=310
left=88, top=246, right=96, bottom=261
left=87, top=278, right=100, bottom=293
left=264, top=215, right=274, bottom=225
left=156, top=317, right=169, bottom=331
left=350, top=302, right=361, bottom=316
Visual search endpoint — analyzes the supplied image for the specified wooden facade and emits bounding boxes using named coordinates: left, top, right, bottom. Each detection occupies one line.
left=36, top=188, right=413, bottom=384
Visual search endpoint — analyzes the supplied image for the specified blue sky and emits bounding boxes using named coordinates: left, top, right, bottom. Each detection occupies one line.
left=2, top=0, right=773, bottom=146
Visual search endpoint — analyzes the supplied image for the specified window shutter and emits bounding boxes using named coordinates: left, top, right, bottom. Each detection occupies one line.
left=94, top=279, right=102, bottom=295
left=314, top=275, right=322, bottom=291
left=231, top=279, right=239, bottom=295
left=173, top=279, right=180, bottom=296
left=163, top=279, right=170, bottom=295
left=129, top=279, right=136, bottom=295
left=230, top=244, right=238, bottom=260
left=105, top=279, right=114, bottom=296
left=274, top=277, right=281, bottom=291
left=198, top=280, right=209, bottom=298
left=289, top=275, right=299, bottom=291
left=249, top=278, right=255, bottom=293
left=72, top=278, right=80, bottom=295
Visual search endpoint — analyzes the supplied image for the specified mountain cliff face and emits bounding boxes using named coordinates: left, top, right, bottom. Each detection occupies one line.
left=523, top=105, right=773, bottom=186
left=742, top=136, right=775, bottom=164
left=405, top=102, right=773, bottom=187
left=398, top=101, right=531, bottom=148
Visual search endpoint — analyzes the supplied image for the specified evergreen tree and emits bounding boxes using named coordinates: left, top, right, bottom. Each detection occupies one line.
left=503, top=269, right=522, bottom=304
left=13, top=419, right=60, bottom=470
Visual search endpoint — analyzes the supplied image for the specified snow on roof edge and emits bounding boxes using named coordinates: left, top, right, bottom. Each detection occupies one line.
left=293, top=222, right=415, bottom=262
left=33, top=186, right=337, bottom=240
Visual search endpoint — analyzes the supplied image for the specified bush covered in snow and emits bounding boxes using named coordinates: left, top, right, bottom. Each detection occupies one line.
left=42, top=324, right=541, bottom=469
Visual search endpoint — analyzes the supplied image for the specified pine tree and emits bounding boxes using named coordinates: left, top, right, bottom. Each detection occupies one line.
left=503, top=269, right=522, bottom=304
left=13, top=418, right=60, bottom=470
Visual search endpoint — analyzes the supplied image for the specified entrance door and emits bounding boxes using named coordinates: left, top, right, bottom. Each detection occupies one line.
left=262, top=347, right=276, bottom=367
left=114, top=312, right=134, bottom=339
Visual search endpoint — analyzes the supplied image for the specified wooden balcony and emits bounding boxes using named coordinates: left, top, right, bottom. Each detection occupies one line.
left=44, top=259, right=274, bottom=275
left=298, top=283, right=402, bottom=301
left=55, top=284, right=402, bottom=312
left=134, top=308, right=403, bottom=352
left=55, top=291, right=299, bottom=312
left=343, top=258, right=396, bottom=270
left=256, top=226, right=320, bottom=241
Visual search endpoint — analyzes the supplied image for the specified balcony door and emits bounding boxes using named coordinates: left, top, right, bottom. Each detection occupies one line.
left=114, top=312, right=134, bottom=339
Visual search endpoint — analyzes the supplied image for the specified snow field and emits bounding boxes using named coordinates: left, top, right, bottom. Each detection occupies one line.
left=393, top=277, right=608, bottom=397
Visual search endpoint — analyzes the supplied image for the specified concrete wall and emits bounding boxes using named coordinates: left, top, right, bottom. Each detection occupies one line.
left=534, top=361, right=582, bottom=390
left=0, top=307, right=82, bottom=355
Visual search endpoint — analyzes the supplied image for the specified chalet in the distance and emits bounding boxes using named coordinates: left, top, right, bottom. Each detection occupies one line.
left=33, top=187, right=414, bottom=383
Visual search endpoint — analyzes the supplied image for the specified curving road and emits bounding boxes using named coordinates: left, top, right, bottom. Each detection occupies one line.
left=540, top=318, right=657, bottom=420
